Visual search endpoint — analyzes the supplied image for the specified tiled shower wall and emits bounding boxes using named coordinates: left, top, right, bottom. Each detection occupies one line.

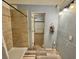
left=56, top=11, right=76, bottom=59
left=2, top=2, right=13, bottom=51
left=11, top=9, right=28, bottom=47
left=3, top=2, right=28, bottom=50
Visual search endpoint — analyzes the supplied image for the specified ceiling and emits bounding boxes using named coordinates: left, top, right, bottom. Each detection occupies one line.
left=5, top=0, right=74, bottom=10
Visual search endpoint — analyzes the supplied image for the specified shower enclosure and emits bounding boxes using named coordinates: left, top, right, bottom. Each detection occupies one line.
left=2, top=0, right=28, bottom=55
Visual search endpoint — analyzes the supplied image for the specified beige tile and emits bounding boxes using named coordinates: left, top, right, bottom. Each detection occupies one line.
left=11, top=9, right=28, bottom=47
left=2, top=6, right=11, bottom=16
left=37, top=55, right=61, bottom=59
left=23, top=56, right=35, bottom=59
left=3, top=6, right=13, bottom=51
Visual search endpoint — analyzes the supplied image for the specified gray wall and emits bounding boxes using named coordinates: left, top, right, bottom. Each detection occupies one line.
left=17, top=5, right=59, bottom=48
left=56, top=10, right=76, bottom=59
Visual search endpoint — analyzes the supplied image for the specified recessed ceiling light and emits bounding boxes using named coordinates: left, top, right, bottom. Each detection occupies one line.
left=63, top=8, right=68, bottom=11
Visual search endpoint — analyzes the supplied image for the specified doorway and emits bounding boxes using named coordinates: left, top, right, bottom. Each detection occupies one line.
left=31, top=13, right=45, bottom=48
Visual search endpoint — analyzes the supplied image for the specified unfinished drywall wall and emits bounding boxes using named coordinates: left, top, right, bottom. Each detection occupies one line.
left=11, top=8, right=28, bottom=47
left=17, top=5, right=59, bottom=48
left=2, top=2, right=13, bottom=51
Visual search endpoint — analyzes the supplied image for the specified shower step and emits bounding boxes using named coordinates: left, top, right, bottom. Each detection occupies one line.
left=23, top=48, right=62, bottom=59
left=23, top=56, right=35, bottom=59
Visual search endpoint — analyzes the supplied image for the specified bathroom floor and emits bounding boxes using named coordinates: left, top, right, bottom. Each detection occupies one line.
left=23, top=48, right=61, bottom=59
left=8, top=48, right=27, bottom=59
